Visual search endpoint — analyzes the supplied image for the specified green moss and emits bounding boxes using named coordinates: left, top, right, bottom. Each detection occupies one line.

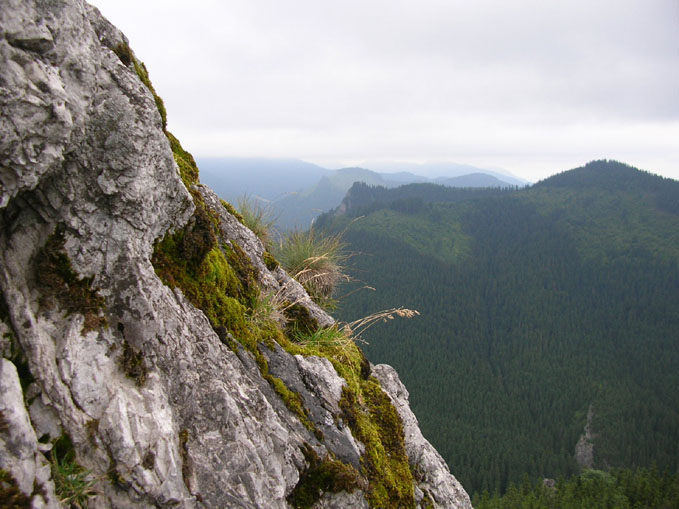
left=132, top=57, right=167, bottom=131
left=32, top=228, right=107, bottom=334
left=338, top=380, right=415, bottom=507
left=235, top=325, right=316, bottom=432
left=266, top=371, right=314, bottom=432
left=0, top=469, right=32, bottom=508
left=279, top=333, right=415, bottom=508
left=112, top=42, right=133, bottom=67
left=287, top=443, right=361, bottom=508
left=120, top=340, right=148, bottom=387
left=224, top=242, right=259, bottom=309
left=263, top=251, right=280, bottom=271
left=221, top=199, right=245, bottom=224
left=151, top=197, right=256, bottom=337
left=284, top=304, right=320, bottom=336
left=51, top=434, right=96, bottom=507
left=168, top=132, right=199, bottom=189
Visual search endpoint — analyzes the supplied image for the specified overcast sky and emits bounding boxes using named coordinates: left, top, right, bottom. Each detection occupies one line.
left=91, top=0, right=678, bottom=182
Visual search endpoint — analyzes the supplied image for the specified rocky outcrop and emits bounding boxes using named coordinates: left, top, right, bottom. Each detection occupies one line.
left=575, top=404, right=595, bottom=469
left=372, top=365, right=473, bottom=509
left=0, top=0, right=471, bottom=507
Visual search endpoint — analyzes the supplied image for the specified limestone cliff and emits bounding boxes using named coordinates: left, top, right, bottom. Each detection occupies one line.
left=0, top=1, right=472, bottom=507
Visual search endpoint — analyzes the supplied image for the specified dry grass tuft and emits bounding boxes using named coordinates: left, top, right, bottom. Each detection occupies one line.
left=276, top=227, right=348, bottom=309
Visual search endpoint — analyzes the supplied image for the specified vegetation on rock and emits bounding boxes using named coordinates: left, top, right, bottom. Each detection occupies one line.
left=32, top=227, right=107, bottom=334
left=50, top=434, right=96, bottom=508
left=237, top=195, right=276, bottom=249
left=275, top=227, right=348, bottom=309
left=287, top=443, right=362, bottom=508
left=149, top=125, right=419, bottom=506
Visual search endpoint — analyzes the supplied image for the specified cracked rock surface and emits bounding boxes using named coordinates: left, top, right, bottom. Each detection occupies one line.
left=0, top=0, right=471, bottom=507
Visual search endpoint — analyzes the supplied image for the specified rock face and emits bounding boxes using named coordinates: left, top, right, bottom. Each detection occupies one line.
left=0, top=1, right=472, bottom=507
left=372, top=365, right=472, bottom=508
left=574, top=404, right=595, bottom=469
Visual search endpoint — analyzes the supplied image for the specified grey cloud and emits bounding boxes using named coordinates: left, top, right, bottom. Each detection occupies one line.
left=92, top=0, right=679, bottom=180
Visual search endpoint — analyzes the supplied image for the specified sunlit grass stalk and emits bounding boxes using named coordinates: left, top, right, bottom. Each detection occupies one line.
left=291, top=307, right=419, bottom=349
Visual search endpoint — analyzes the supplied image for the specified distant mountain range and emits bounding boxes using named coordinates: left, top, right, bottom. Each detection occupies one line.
left=198, top=158, right=524, bottom=230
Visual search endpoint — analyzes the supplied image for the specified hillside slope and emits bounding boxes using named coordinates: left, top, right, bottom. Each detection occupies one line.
left=320, top=160, right=679, bottom=495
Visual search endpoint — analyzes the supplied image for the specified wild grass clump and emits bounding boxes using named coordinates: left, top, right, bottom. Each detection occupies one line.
left=237, top=195, right=276, bottom=249
left=51, top=435, right=97, bottom=507
left=276, top=227, right=348, bottom=309
left=290, top=307, right=419, bottom=349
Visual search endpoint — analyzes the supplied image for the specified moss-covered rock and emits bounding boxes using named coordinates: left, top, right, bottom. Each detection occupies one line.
left=139, top=60, right=419, bottom=508
left=120, top=340, right=148, bottom=387
left=263, top=250, right=280, bottom=271
left=32, top=227, right=107, bottom=334
left=167, top=132, right=199, bottom=189
left=278, top=332, right=416, bottom=507
left=287, top=443, right=361, bottom=508
left=220, top=199, right=245, bottom=225
left=0, top=469, right=32, bottom=508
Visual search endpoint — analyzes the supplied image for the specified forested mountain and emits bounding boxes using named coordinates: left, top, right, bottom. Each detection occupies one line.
left=271, top=167, right=411, bottom=230
left=316, top=160, right=679, bottom=497
left=197, top=157, right=330, bottom=202
left=199, top=158, right=519, bottom=231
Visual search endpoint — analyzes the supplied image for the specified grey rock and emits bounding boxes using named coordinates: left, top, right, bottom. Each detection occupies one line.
left=0, top=359, right=58, bottom=508
left=372, top=364, right=473, bottom=509
left=575, top=404, right=595, bottom=469
left=199, top=185, right=335, bottom=329
left=0, top=0, right=471, bottom=507
left=314, top=490, right=370, bottom=508
left=263, top=343, right=364, bottom=469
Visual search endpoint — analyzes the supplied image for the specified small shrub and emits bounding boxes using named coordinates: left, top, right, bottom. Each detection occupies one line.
left=248, top=290, right=287, bottom=328
left=290, top=325, right=347, bottom=348
left=291, top=308, right=419, bottom=348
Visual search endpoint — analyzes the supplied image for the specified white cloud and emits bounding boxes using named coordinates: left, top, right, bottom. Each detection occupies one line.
left=91, top=0, right=679, bottom=181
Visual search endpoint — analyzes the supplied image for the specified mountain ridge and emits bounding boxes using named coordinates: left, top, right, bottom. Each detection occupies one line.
left=199, top=158, right=520, bottom=230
